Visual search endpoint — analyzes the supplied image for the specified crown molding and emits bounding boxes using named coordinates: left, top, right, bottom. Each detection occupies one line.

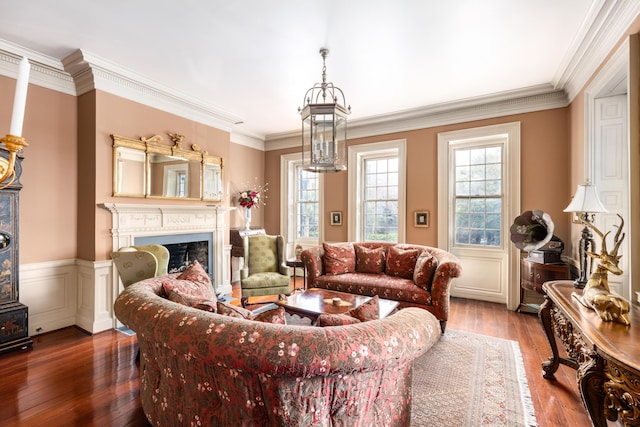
left=62, top=49, right=242, bottom=133
left=264, top=85, right=568, bottom=151
left=0, top=40, right=76, bottom=95
left=554, top=0, right=640, bottom=102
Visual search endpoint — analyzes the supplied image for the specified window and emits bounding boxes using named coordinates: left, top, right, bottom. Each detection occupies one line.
left=348, top=139, right=406, bottom=242
left=453, top=145, right=502, bottom=247
left=363, top=157, right=398, bottom=241
left=296, top=167, right=319, bottom=239
left=280, top=153, right=323, bottom=253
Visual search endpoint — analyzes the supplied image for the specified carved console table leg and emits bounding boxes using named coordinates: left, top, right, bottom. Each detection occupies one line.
left=539, top=295, right=560, bottom=379
left=578, top=355, right=607, bottom=427
left=603, top=358, right=640, bottom=426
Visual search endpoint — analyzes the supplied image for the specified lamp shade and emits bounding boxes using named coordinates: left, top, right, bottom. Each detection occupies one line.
left=563, top=184, right=607, bottom=213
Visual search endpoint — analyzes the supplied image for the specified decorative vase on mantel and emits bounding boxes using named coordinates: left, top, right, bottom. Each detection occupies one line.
left=245, top=207, right=252, bottom=230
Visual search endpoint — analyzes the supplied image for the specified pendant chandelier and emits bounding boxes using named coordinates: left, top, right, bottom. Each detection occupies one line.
left=299, top=48, right=350, bottom=172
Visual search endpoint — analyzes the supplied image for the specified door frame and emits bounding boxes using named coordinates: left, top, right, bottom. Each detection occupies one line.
left=584, top=36, right=637, bottom=301
left=437, top=122, right=521, bottom=309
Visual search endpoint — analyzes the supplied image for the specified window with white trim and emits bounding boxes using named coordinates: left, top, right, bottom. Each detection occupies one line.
left=348, top=140, right=406, bottom=242
left=363, top=156, right=398, bottom=241
left=280, top=153, right=322, bottom=253
left=296, top=167, right=319, bottom=240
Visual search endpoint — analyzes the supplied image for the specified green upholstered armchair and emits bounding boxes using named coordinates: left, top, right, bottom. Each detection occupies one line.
left=112, top=244, right=170, bottom=287
left=240, top=234, right=290, bottom=307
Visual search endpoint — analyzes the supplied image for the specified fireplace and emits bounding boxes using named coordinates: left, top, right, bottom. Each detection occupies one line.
left=101, top=203, right=234, bottom=325
left=135, top=232, right=214, bottom=284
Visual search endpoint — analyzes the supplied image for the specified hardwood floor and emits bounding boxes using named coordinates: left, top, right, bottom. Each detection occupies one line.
left=0, top=279, right=592, bottom=426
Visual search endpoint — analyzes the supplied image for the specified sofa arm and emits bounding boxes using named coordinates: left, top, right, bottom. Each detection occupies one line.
left=428, top=249, right=463, bottom=330
left=300, top=246, right=324, bottom=286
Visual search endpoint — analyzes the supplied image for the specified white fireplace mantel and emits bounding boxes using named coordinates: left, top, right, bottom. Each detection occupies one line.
left=100, top=203, right=234, bottom=324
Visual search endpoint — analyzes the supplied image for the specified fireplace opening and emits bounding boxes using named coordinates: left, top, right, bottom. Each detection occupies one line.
left=134, top=232, right=214, bottom=285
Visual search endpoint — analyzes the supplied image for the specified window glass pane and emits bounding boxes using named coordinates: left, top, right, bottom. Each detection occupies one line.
left=296, top=167, right=319, bottom=239
left=453, top=145, right=503, bottom=248
left=363, top=156, right=398, bottom=242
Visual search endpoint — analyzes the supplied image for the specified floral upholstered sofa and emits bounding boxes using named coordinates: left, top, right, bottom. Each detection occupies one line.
left=301, top=242, right=463, bottom=333
left=114, top=272, right=441, bottom=426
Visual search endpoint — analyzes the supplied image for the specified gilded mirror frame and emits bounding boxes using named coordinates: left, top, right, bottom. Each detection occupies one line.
left=111, top=133, right=224, bottom=202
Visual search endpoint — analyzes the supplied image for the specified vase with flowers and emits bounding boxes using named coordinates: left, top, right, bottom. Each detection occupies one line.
left=238, top=189, right=262, bottom=229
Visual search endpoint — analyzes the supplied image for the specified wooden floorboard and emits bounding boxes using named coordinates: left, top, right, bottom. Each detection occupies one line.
left=0, top=279, right=593, bottom=426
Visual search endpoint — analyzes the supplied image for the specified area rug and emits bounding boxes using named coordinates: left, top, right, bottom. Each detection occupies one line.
left=412, top=329, right=537, bottom=427
left=283, top=314, right=537, bottom=426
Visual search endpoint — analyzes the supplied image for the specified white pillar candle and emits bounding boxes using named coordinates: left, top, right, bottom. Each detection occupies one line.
left=9, top=57, right=30, bottom=137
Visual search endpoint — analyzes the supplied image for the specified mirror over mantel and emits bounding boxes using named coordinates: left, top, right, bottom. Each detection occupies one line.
left=112, top=133, right=224, bottom=202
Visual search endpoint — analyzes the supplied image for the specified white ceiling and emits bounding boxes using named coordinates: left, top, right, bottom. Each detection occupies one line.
left=0, top=1, right=631, bottom=140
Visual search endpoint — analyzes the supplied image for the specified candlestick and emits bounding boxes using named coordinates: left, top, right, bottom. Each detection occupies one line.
left=9, top=57, right=30, bottom=137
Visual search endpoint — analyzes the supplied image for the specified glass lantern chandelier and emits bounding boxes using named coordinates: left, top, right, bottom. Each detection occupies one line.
left=299, top=48, right=350, bottom=172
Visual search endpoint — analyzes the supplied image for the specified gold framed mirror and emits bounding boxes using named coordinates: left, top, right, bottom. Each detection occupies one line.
left=112, top=134, right=223, bottom=202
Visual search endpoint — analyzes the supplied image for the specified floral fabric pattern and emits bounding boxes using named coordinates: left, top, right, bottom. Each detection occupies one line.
left=346, top=295, right=380, bottom=321
left=301, top=243, right=463, bottom=332
left=167, top=291, right=216, bottom=312
left=354, top=244, right=386, bottom=274
left=114, top=275, right=442, bottom=426
left=322, top=242, right=356, bottom=275
left=386, top=246, right=420, bottom=279
left=253, top=306, right=287, bottom=324
left=177, top=260, right=213, bottom=289
left=316, top=313, right=362, bottom=326
left=414, top=253, right=439, bottom=291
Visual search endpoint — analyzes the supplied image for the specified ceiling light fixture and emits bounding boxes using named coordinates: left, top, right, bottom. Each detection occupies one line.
left=299, top=48, right=350, bottom=172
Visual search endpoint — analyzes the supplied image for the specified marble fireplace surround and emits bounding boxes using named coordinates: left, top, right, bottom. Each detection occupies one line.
left=101, top=203, right=233, bottom=321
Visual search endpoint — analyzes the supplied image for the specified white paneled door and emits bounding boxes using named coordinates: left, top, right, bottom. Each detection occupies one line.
left=593, top=95, right=629, bottom=299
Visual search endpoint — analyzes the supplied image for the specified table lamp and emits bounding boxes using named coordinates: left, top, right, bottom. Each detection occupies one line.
left=563, top=182, right=607, bottom=288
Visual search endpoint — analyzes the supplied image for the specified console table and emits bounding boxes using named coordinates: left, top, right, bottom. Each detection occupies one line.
left=539, top=280, right=640, bottom=426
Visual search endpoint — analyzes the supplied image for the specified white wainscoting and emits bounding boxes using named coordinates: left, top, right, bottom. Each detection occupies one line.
left=19, top=259, right=78, bottom=336
left=19, top=204, right=234, bottom=336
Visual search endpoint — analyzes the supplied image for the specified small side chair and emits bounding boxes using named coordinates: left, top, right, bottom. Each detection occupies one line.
left=240, top=234, right=291, bottom=307
left=112, top=244, right=170, bottom=287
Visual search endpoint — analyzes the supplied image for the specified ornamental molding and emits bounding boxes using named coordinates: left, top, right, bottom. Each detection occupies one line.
left=0, top=0, right=636, bottom=149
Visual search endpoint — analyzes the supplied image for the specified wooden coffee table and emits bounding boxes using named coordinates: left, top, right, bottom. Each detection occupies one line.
left=276, top=288, right=399, bottom=324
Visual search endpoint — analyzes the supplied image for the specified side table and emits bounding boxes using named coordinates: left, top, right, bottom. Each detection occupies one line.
left=286, top=258, right=306, bottom=292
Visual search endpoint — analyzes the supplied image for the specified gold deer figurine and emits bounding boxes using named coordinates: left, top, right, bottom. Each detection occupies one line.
left=572, top=214, right=631, bottom=325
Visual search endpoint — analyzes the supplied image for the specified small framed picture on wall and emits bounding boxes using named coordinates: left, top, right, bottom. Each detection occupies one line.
left=414, top=210, right=430, bottom=228
left=330, top=211, right=342, bottom=226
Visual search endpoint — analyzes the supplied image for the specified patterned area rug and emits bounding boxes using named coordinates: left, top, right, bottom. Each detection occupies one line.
left=284, top=315, right=537, bottom=426
left=412, top=329, right=537, bottom=426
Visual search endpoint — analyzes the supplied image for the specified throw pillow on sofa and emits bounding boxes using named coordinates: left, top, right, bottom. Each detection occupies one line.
left=216, top=301, right=287, bottom=325
left=316, top=295, right=380, bottom=326
left=162, top=261, right=216, bottom=308
left=167, top=291, right=217, bottom=312
left=346, top=295, right=380, bottom=322
left=386, top=246, right=420, bottom=280
left=414, top=252, right=439, bottom=291
left=323, top=242, right=356, bottom=275
left=253, top=306, right=287, bottom=324
left=316, top=313, right=361, bottom=326
left=216, top=301, right=254, bottom=318
left=354, top=244, right=386, bottom=274
left=177, top=260, right=213, bottom=290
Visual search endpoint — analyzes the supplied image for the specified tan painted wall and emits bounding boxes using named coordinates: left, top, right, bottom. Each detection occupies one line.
left=264, top=109, right=571, bottom=247
left=227, top=142, right=266, bottom=230
left=93, top=91, right=235, bottom=260
left=0, top=77, right=78, bottom=264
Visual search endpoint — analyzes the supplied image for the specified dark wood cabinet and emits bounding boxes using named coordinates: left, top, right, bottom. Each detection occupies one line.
left=230, top=228, right=266, bottom=257
left=0, top=149, right=32, bottom=354
left=518, top=258, right=570, bottom=312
